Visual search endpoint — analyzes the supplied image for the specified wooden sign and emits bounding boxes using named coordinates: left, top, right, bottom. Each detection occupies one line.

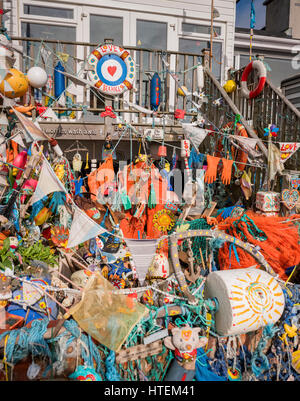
left=116, top=340, right=163, bottom=364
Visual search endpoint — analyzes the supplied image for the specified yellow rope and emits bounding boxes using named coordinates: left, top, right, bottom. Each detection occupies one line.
left=284, top=266, right=297, bottom=298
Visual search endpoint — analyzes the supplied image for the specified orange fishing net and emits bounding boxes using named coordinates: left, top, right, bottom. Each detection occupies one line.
left=217, top=212, right=300, bottom=280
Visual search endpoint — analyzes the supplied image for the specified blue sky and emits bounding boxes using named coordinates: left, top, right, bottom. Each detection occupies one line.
left=236, top=0, right=266, bottom=29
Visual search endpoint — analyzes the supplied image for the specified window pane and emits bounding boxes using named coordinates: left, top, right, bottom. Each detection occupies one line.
left=24, top=5, right=73, bottom=19
left=182, top=23, right=221, bottom=36
left=90, top=15, right=123, bottom=46
left=21, top=22, right=76, bottom=74
left=21, top=22, right=75, bottom=41
left=179, top=38, right=222, bottom=80
left=136, top=20, right=167, bottom=50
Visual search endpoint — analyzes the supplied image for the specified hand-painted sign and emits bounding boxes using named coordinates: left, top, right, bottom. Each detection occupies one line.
left=279, top=142, right=300, bottom=163
left=87, top=45, right=136, bottom=95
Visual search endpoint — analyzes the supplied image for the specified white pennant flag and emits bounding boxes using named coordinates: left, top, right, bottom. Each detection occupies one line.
left=57, top=93, right=66, bottom=107
left=40, top=107, right=59, bottom=121
left=13, top=108, right=49, bottom=142
left=0, top=113, right=8, bottom=126
left=67, top=206, right=107, bottom=248
left=278, top=142, right=300, bottom=163
left=12, top=131, right=26, bottom=148
left=31, top=156, right=67, bottom=204
left=231, top=135, right=258, bottom=150
left=66, top=82, right=80, bottom=96
left=125, top=239, right=158, bottom=284
left=181, top=124, right=208, bottom=149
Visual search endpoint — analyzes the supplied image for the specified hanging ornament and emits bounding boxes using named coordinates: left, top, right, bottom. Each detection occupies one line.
left=72, top=153, right=83, bottom=172
left=85, top=152, right=89, bottom=169
left=174, top=109, right=185, bottom=119
left=223, top=80, right=237, bottom=94
left=150, top=72, right=161, bottom=111
left=157, top=145, right=167, bottom=157
left=181, top=139, right=190, bottom=158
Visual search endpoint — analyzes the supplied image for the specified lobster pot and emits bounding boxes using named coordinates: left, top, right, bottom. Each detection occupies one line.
left=181, top=139, right=190, bottom=158
left=256, top=191, right=280, bottom=212
left=203, top=267, right=285, bottom=336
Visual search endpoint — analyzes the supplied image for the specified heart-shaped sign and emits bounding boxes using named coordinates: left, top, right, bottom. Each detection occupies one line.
left=107, top=66, right=117, bottom=77
left=282, top=189, right=299, bottom=210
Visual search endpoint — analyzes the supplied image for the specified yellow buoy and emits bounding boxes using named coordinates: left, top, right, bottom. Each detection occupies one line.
left=0, top=68, right=29, bottom=99
left=223, top=80, right=237, bottom=94
left=177, top=86, right=188, bottom=97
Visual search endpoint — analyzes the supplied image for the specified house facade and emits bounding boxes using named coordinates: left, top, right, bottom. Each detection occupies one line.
left=234, top=0, right=300, bottom=91
left=8, top=0, right=237, bottom=83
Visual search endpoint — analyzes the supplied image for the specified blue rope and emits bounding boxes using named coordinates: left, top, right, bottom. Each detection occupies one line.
left=105, top=350, right=123, bottom=381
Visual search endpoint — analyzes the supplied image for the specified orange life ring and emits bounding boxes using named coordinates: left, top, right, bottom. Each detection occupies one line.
left=216, top=122, right=248, bottom=172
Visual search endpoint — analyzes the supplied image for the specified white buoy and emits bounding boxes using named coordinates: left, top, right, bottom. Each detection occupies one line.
left=197, top=65, right=204, bottom=92
left=49, top=138, right=63, bottom=157
left=204, top=267, right=285, bottom=336
left=27, top=66, right=48, bottom=88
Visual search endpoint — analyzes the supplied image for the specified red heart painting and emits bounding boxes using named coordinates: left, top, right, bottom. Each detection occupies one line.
left=107, top=66, right=117, bottom=77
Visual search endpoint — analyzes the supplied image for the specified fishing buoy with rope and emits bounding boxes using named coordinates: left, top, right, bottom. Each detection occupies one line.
left=196, top=65, right=204, bottom=92
left=150, top=72, right=161, bottom=111
left=241, top=60, right=266, bottom=99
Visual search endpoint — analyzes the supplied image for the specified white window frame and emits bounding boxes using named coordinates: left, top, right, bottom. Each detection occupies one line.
left=178, top=18, right=225, bottom=82
left=19, top=0, right=78, bottom=30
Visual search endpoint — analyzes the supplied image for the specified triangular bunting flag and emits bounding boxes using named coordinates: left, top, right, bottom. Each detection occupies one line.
left=57, top=93, right=66, bottom=107
left=278, top=142, right=300, bottom=163
left=66, top=82, right=80, bottom=96
left=67, top=206, right=107, bottom=248
left=0, top=112, right=8, bottom=126
left=31, top=156, right=67, bottom=204
left=2, top=97, right=15, bottom=108
left=125, top=239, right=158, bottom=284
left=12, top=108, right=49, bottom=142
left=3, top=79, right=14, bottom=93
left=181, top=124, right=208, bottom=149
left=231, top=135, right=258, bottom=150
left=40, top=107, right=59, bottom=121
left=12, top=131, right=26, bottom=148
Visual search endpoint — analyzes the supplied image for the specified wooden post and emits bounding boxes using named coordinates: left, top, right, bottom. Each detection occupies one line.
left=209, top=0, right=214, bottom=71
